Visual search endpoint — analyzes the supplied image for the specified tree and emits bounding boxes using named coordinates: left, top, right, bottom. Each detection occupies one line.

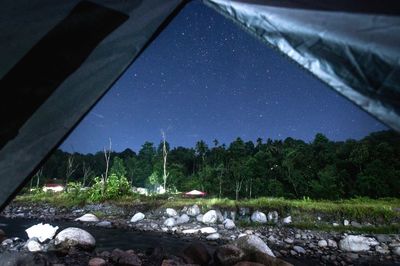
left=65, top=154, right=78, bottom=191
left=102, top=138, right=112, bottom=196
left=161, top=130, right=169, bottom=192
left=81, top=161, right=93, bottom=187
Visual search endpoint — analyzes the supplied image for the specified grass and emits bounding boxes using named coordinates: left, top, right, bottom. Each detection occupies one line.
left=13, top=192, right=400, bottom=232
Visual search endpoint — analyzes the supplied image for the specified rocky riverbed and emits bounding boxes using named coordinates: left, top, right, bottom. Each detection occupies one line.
left=1, top=203, right=400, bottom=265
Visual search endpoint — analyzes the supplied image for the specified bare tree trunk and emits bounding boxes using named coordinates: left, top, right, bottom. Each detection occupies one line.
left=65, top=155, right=77, bottom=192
left=82, top=161, right=92, bottom=187
left=161, top=130, right=169, bottom=193
left=249, top=178, right=252, bottom=199
left=35, top=168, right=43, bottom=189
left=235, top=178, right=244, bottom=201
left=102, top=138, right=112, bottom=196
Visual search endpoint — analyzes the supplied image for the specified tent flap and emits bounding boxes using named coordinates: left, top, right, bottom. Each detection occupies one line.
left=204, top=0, right=400, bottom=131
left=0, top=0, right=184, bottom=210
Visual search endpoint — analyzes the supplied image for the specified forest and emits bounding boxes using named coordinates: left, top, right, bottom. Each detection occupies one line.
left=33, top=130, right=400, bottom=200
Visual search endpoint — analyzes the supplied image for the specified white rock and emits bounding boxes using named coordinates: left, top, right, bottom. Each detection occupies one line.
left=164, top=218, right=176, bottom=227
left=95, top=221, right=112, bottom=228
left=344, top=219, right=350, bottom=226
left=25, top=238, right=43, bottom=252
left=130, top=212, right=145, bottom=223
left=251, top=211, right=267, bottom=223
left=283, top=216, right=292, bottom=224
left=25, top=223, right=59, bottom=243
left=202, top=210, right=218, bottom=224
left=165, top=208, right=178, bottom=217
left=318, top=240, right=328, bottom=248
left=176, top=214, right=190, bottom=224
left=187, top=205, right=201, bottom=217
left=182, top=229, right=199, bottom=234
left=238, top=233, right=247, bottom=238
left=75, top=213, right=99, bottom=222
left=393, top=246, right=400, bottom=256
left=267, top=211, right=279, bottom=223
left=206, top=233, right=220, bottom=240
left=293, top=246, right=306, bottom=254
left=223, top=219, right=236, bottom=230
left=284, top=238, right=294, bottom=244
left=328, top=239, right=337, bottom=248
left=196, top=214, right=203, bottom=222
left=235, top=234, right=275, bottom=257
left=200, top=227, right=217, bottom=234
left=332, top=222, right=339, bottom=227
left=54, top=227, right=95, bottom=249
left=375, top=245, right=390, bottom=254
left=339, top=235, right=379, bottom=252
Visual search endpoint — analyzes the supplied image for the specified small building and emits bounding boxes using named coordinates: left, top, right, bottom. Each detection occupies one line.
left=42, top=183, right=64, bottom=193
left=184, top=190, right=206, bottom=197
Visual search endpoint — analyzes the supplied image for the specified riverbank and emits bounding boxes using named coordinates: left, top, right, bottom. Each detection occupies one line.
left=2, top=199, right=400, bottom=265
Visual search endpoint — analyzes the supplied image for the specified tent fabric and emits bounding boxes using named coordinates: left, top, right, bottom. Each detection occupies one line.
left=0, top=0, right=184, bottom=210
left=204, top=0, right=400, bottom=131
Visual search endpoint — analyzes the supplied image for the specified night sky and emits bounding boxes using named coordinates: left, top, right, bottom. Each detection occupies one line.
left=61, top=1, right=387, bottom=154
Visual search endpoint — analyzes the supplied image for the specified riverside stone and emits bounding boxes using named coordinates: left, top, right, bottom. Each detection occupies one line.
left=223, top=219, right=236, bottom=230
left=235, top=235, right=275, bottom=257
left=54, top=227, right=96, bottom=250
left=283, top=216, right=292, bottom=224
left=203, top=210, right=218, bottom=224
left=251, top=211, right=267, bottom=224
left=214, top=244, right=245, bottom=265
left=130, top=213, right=145, bottom=223
left=206, top=233, right=220, bottom=240
left=339, top=235, right=379, bottom=252
left=25, top=223, right=59, bottom=243
left=187, top=205, right=201, bottom=217
left=25, top=238, right=43, bottom=252
left=75, top=213, right=99, bottom=222
left=267, top=211, right=279, bottom=223
left=165, top=208, right=178, bottom=217
left=318, top=240, right=328, bottom=248
left=164, top=218, right=176, bottom=227
left=293, top=246, right=306, bottom=254
left=88, top=257, right=106, bottom=266
left=183, top=243, right=211, bottom=265
left=176, top=214, right=190, bottom=224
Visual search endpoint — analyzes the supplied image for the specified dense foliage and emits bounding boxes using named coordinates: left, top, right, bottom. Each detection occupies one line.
left=36, top=130, right=400, bottom=200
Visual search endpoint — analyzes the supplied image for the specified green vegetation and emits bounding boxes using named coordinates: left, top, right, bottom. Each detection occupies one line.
left=28, top=130, right=400, bottom=200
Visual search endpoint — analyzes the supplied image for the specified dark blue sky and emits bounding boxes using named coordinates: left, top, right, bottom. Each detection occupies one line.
left=61, top=1, right=387, bottom=154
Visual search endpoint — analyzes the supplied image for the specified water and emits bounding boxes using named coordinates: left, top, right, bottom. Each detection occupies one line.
left=0, top=217, right=212, bottom=254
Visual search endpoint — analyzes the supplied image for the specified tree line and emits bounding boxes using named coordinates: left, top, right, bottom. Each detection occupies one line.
left=35, top=130, right=400, bottom=200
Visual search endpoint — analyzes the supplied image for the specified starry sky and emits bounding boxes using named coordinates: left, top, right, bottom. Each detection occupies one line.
left=60, top=1, right=387, bottom=154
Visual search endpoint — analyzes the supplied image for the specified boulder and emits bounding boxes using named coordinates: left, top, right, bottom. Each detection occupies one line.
left=202, top=210, right=218, bottom=224
left=187, top=205, right=201, bottom=217
left=111, top=249, right=141, bottom=266
left=282, top=216, right=292, bottom=224
left=95, top=221, right=112, bottom=228
left=54, top=227, right=96, bottom=250
left=182, top=229, right=199, bottom=234
left=214, top=244, right=245, bottom=265
left=196, top=214, right=204, bottom=222
left=318, top=240, right=328, bottom=248
left=166, top=208, right=178, bottom=217
left=293, top=246, right=306, bottom=254
left=339, top=235, right=379, bottom=252
left=88, top=257, right=107, bottom=266
left=25, top=238, right=44, bottom=252
left=343, top=219, right=350, bottom=226
left=176, top=214, right=190, bottom=224
left=393, top=246, right=400, bottom=256
left=182, top=243, right=211, bottom=265
left=233, top=262, right=264, bottom=266
left=25, top=223, right=59, bottom=243
left=251, top=211, right=267, bottom=224
left=206, top=233, right=220, bottom=240
left=328, top=239, right=337, bottom=248
left=267, top=211, right=279, bottom=223
left=235, top=235, right=275, bottom=257
left=164, top=218, right=176, bottom=227
left=200, top=227, right=217, bottom=234
left=245, top=250, right=293, bottom=266
left=75, top=213, right=100, bottom=222
left=223, top=219, right=236, bottom=230
left=130, top=213, right=145, bottom=223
